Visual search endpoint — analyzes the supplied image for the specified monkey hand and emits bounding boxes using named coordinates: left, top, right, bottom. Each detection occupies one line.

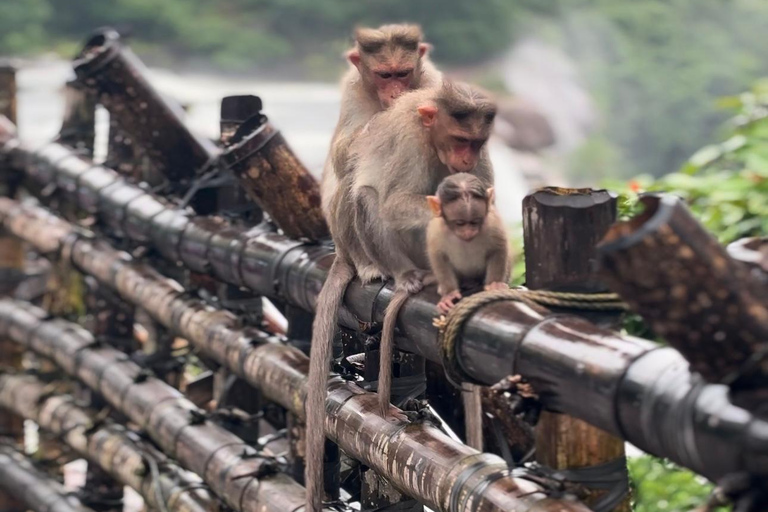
left=398, top=269, right=428, bottom=294
left=484, top=282, right=509, bottom=291
left=437, top=290, right=462, bottom=314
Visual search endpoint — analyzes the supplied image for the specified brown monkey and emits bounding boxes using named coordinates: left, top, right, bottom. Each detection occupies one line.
left=305, top=82, right=496, bottom=511
left=306, top=24, right=441, bottom=512
left=426, top=172, right=511, bottom=314
left=321, top=23, right=442, bottom=283
left=352, top=82, right=497, bottom=416
left=426, top=172, right=511, bottom=450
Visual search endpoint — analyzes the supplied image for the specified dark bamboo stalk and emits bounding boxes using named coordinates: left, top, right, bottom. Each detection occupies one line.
left=598, top=194, right=768, bottom=389
left=222, top=120, right=328, bottom=240
left=523, top=188, right=630, bottom=511
left=0, top=373, right=220, bottom=512
left=5, top=151, right=768, bottom=482
left=0, top=65, right=24, bottom=512
left=58, top=80, right=96, bottom=155
left=0, top=301, right=322, bottom=512
left=0, top=444, right=94, bottom=512
left=73, top=28, right=218, bottom=183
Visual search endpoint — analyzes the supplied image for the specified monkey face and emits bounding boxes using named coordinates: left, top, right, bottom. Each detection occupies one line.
left=442, top=199, right=488, bottom=241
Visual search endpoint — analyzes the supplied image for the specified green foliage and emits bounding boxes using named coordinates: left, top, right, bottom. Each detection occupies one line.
left=0, top=0, right=526, bottom=67
left=541, top=0, right=768, bottom=179
left=604, top=79, right=768, bottom=245
left=629, top=456, right=725, bottom=512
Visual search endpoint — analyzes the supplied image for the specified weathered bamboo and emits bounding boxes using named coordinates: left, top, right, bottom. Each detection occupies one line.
left=0, top=444, right=94, bottom=512
left=0, top=373, right=221, bottom=512
left=4, top=162, right=768, bottom=484
left=222, top=118, right=328, bottom=240
left=598, top=194, right=768, bottom=389
left=0, top=207, right=588, bottom=512
left=58, top=80, right=96, bottom=154
left=0, top=64, right=24, bottom=512
left=0, top=301, right=324, bottom=512
left=73, top=28, right=218, bottom=183
left=523, top=188, right=629, bottom=511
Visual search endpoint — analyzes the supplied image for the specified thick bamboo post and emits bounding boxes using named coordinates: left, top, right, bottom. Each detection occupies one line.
left=0, top=64, right=24, bottom=512
left=598, top=195, right=768, bottom=391
left=523, top=188, right=630, bottom=511
left=222, top=119, right=328, bottom=240
left=73, top=28, right=218, bottom=183
left=58, top=80, right=96, bottom=154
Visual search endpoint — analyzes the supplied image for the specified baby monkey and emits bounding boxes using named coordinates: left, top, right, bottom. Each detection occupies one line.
left=427, top=173, right=511, bottom=313
left=426, top=172, right=511, bottom=450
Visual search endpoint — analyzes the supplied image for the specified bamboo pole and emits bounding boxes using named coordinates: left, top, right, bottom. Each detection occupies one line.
left=0, top=301, right=326, bottom=512
left=598, top=194, right=768, bottom=389
left=5, top=150, right=768, bottom=482
left=0, top=64, right=24, bottom=512
left=523, top=188, right=630, bottom=511
left=0, top=207, right=588, bottom=511
left=0, top=443, right=94, bottom=512
left=0, top=373, right=220, bottom=512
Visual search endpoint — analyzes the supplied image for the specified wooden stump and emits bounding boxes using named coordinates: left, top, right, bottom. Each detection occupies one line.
left=523, top=187, right=630, bottom=512
left=598, top=195, right=768, bottom=390
left=223, top=120, right=328, bottom=241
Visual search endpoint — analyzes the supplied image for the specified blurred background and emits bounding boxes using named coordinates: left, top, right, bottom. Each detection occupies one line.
left=5, top=0, right=768, bottom=510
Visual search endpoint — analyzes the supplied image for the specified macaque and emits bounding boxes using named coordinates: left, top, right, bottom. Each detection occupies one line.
left=306, top=24, right=441, bottom=512
left=426, top=172, right=511, bottom=314
left=426, top=172, right=511, bottom=450
left=351, top=81, right=497, bottom=417
left=321, top=23, right=442, bottom=284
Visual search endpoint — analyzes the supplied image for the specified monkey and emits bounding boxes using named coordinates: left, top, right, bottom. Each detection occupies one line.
left=350, top=81, right=497, bottom=417
left=305, top=24, right=442, bottom=512
left=426, top=172, right=511, bottom=313
left=425, top=172, right=512, bottom=450
left=321, top=23, right=442, bottom=284
left=305, top=81, right=496, bottom=511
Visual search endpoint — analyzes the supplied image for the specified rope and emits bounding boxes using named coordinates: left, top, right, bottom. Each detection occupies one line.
left=435, top=287, right=627, bottom=387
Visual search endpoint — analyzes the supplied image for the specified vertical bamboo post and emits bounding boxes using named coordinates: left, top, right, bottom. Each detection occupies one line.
left=522, top=187, right=630, bottom=511
left=0, top=61, right=24, bottom=512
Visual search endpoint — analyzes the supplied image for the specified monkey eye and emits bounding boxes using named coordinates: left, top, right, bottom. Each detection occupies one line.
left=485, top=112, right=496, bottom=123
left=395, top=70, right=412, bottom=78
left=377, top=72, right=393, bottom=79
left=451, top=111, right=470, bottom=122
left=454, top=136, right=469, bottom=145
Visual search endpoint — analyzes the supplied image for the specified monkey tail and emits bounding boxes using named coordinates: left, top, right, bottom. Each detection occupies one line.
left=463, top=384, right=484, bottom=451
left=378, top=289, right=411, bottom=416
left=305, top=256, right=355, bottom=512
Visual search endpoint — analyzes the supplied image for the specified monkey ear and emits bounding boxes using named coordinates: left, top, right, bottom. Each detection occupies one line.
left=418, top=104, right=438, bottom=127
left=487, top=187, right=496, bottom=205
left=426, top=196, right=442, bottom=217
left=418, top=43, right=432, bottom=57
left=347, top=49, right=361, bottom=68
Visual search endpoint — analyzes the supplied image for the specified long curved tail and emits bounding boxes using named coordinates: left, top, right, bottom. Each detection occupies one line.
left=378, top=289, right=411, bottom=416
left=305, top=256, right=355, bottom=512
left=463, top=384, right=484, bottom=451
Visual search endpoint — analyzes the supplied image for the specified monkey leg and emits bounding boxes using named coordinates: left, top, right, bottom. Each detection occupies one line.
left=354, top=187, right=422, bottom=288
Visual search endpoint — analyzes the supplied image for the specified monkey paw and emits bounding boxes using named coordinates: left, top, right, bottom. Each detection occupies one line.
left=437, top=291, right=462, bottom=314
left=358, top=265, right=386, bottom=284
left=484, top=282, right=509, bottom=291
left=398, top=270, right=425, bottom=294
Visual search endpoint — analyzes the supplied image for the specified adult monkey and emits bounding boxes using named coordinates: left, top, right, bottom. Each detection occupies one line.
left=305, top=81, right=497, bottom=511
left=306, top=23, right=442, bottom=511
left=321, top=24, right=442, bottom=283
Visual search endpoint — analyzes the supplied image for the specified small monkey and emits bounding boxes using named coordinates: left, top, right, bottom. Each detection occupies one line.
left=426, top=173, right=511, bottom=312
left=351, top=82, right=497, bottom=416
left=426, top=172, right=511, bottom=450
left=307, top=24, right=441, bottom=512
